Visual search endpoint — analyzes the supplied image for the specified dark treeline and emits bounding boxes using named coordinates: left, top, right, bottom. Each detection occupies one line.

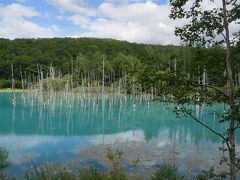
left=0, top=37, right=239, bottom=91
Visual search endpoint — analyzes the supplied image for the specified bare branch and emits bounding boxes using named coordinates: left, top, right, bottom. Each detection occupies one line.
left=221, top=32, right=227, bottom=41
left=180, top=103, right=231, bottom=150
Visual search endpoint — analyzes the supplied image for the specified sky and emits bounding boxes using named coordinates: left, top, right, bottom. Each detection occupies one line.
left=0, top=0, right=238, bottom=45
left=0, top=0, right=182, bottom=44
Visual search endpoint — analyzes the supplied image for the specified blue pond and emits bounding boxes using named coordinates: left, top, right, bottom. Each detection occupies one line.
left=0, top=92, right=235, bottom=178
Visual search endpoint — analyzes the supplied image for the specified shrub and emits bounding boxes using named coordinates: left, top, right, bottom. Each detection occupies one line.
left=0, top=148, right=11, bottom=180
left=196, top=167, right=226, bottom=180
left=106, top=148, right=127, bottom=180
left=0, top=79, right=22, bottom=89
left=151, top=163, right=184, bottom=180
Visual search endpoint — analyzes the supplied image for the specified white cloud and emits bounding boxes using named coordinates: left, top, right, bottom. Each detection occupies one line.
left=0, top=3, right=39, bottom=18
left=68, top=1, right=180, bottom=44
left=104, top=0, right=155, bottom=4
left=0, top=3, right=59, bottom=39
left=48, top=0, right=96, bottom=16
left=62, top=0, right=239, bottom=44
left=4, top=0, right=237, bottom=44
left=51, top=25, right=62, bottom=32
left=67, top=14, right=90, bottom=28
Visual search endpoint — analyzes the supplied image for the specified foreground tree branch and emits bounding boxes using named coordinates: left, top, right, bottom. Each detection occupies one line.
left=169, top=0, right=240, bottom=179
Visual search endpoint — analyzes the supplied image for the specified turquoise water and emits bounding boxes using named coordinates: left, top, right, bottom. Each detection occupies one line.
left=0, top=92, right=234, bottom=178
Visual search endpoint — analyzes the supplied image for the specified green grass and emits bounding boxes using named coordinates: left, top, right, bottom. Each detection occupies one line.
left=0, top=89, right=26, bottom=92
left=0, top=86, right=125, bottom=94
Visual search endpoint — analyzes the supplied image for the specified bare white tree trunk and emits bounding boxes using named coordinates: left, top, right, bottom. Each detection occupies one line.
left=222, top=1, right=237, bottom=179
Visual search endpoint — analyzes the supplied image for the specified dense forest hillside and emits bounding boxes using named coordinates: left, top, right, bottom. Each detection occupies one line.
left=0, top=38, right=239, bottom=90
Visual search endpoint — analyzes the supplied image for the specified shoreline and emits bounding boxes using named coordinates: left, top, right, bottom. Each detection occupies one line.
left=0, top=89, right=25, bottom=92
left=0, top=89, right=129, bottom=95
left=0, top=89, right=34, bottom=92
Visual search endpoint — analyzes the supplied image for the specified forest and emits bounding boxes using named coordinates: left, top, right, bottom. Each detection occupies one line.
left=0, top=37, right=239, bottom=92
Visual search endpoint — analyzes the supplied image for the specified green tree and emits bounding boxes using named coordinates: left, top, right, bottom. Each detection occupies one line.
left=75, top=53, right=89, bottom=75
left=168, top=0, right=240, bottom=179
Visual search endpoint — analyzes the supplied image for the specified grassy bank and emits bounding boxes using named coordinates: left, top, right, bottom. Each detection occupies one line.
left=0, top=87, right=125, bottom=94
left=0, top=89, right=26, bottom=92
left=1, top=148, right=186, bottom=180
left=0, top=148, right=227, bottom=180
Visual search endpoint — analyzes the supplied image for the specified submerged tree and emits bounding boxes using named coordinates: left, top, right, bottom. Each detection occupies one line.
left=165, top=0, right=240, bottom=179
